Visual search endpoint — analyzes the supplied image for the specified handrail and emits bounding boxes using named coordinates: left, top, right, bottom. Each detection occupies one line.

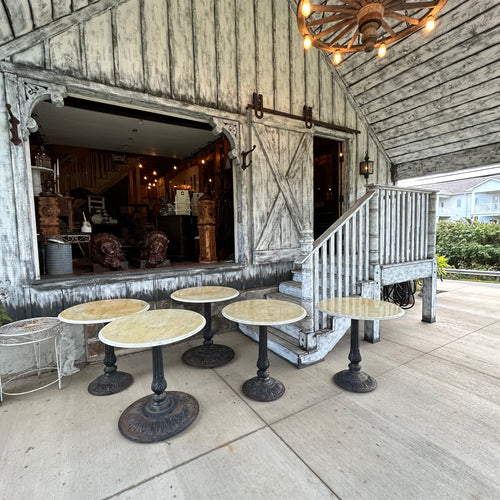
left=300, top=190, right=375, bottom=264
left=299, top=184, right=437, bottom=334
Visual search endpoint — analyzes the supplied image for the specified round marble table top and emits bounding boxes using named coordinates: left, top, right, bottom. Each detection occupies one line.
left=171, top=286, right=239, bottom=304
left=318, top=297, right=404, bottom=321
left=222, top=299, right=306, bottom=326
left=99, top=309, right=206, bottom=348
left=58, top=299, right=150, bottom=324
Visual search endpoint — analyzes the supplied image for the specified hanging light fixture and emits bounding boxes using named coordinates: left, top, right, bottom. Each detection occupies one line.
left=359, top=151, right=374, bottom=181
left=297, top=0, right=447, bottom=63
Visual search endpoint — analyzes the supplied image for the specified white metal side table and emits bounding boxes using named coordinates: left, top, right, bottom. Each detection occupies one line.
left=0, top=317, right=62, bottom=402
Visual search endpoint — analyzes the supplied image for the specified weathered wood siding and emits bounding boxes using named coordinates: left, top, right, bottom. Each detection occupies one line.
left=0, top=0, right=391, bottom=319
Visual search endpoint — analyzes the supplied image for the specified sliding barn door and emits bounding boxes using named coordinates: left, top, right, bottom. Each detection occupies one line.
left=251, top=122, right=313, bottom=264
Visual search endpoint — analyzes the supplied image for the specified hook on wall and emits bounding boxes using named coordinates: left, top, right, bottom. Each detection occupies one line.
left=6, top=104, right=21, bottom=145
left=241, top=145, right=256, bottom=170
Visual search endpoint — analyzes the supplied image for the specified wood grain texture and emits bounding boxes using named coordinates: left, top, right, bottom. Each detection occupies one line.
left=49, top=25, right=81, bottom=74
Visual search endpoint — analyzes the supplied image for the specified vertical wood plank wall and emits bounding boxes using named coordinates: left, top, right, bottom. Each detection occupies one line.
left=0, top=0, right=393, bottom=316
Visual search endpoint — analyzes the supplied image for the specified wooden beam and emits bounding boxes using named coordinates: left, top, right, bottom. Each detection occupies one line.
left=396, top=143, right=500, bottom=179
left=0, top=0, right=130, bottom=60
left=390, top=120, right=500, bottom=164
left=365, top=64, right=500, bottom=124
left=383, top=107, right=500, bottom=150
left=356, top=32, right=500, bottom=111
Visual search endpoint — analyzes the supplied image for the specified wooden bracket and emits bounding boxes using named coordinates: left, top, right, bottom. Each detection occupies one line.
left=6, top=104, right=21, bottom=145
left=241, top=145, right=256, bottom=170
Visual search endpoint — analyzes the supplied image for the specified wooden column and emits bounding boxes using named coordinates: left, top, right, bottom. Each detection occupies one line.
left=198, top=197, right=217, bottom=263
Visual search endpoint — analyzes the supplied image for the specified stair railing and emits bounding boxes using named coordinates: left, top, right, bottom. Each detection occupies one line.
left=299, top=185, right=437, bottom=334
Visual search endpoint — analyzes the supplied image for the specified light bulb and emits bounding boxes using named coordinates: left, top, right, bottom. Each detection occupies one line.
left=426, top=16, right=435, bottom=32
left=304, top=35, right=312, bottom=50
left=153, top=170, right=157, bottom=175
left=301, top=0, right=311, bottom=18
left=333, top=50, right=342, bottom=65
left=144, top=176, right=147, bottom=180
left=138, top=163, right=143, bottom=168
left=378, top=43, right=387, bottom=58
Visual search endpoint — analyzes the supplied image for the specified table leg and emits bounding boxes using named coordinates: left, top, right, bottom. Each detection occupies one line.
left=333, top=319, right=377, bottom=392
left=88, top=344, right=133, bottom=396
left=242, top=325, right=285, bottom=402
left=182, top=302, right=235, bottom=368
left=118, top=346, right=199, bottom=443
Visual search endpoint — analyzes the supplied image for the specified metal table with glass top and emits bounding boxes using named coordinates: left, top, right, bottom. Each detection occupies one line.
left=58, top=299, right=150, bottom=396
left=318, top=297, right=403, bottom=393
left=222, top=299, right=306, bottom=402
left=171, top=286, right=239, bottom=368
left=99, top=309, right=206, bottom=443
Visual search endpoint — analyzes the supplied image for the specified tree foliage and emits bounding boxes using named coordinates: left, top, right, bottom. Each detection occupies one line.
left=436, top=219, right=500, bottom=270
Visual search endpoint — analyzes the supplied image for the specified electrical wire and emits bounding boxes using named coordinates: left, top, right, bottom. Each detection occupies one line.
left=382, top=281, right=416, bottom=309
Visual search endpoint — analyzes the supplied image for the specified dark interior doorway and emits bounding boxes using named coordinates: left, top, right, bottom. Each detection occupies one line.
left=313, top=137, right=343, bottom=239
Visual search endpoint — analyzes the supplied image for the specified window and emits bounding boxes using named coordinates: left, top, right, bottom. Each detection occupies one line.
left=457, top=199, right=461, bottom=208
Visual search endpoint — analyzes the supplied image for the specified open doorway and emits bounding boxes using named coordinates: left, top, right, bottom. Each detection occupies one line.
left=29, top=97, right=235, bottom=277
left=313, top=137, right=343, bottom=239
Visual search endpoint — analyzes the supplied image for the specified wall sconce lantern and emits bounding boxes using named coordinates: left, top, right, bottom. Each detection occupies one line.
left=359, top=151, right=374, bottom=180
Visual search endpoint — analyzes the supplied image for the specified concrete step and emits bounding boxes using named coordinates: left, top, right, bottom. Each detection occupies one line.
left=278, top=280, right=302, bottom=298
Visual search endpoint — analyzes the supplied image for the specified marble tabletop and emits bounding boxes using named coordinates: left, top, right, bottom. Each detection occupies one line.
left=99, top=309, right=206, bottom=348
left=222, top=299, right=306, bottom=326
left=58, top=299, right=150, bottom=324
left=171, top=286, right=239, bottom=304
left=318, top=297, right=404, bottom=321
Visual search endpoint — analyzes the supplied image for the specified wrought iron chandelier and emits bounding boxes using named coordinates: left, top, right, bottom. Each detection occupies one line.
left=297, top=0, right=448, bottom=64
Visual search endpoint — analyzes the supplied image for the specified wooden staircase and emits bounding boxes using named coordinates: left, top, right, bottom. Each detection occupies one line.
left=238, top=185, right=439, bottom=368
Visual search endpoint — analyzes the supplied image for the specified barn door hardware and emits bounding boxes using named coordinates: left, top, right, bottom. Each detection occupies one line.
left=241, top=145, right=256, bottom=170
left=247, top=92, right=360, bottom=135
left=5, top=104, right=21, bottom=145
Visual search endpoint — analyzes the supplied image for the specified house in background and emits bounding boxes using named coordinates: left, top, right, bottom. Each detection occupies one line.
left=399, top=170, right=500, bottom=223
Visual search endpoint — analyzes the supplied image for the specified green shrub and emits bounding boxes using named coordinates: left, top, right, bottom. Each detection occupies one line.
left=436, top=218, right=500, bottom=270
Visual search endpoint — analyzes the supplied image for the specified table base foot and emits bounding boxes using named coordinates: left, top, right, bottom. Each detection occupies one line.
left=118, top=391, right=199, bottom=443
left=333, top=369, right=377, bottom=393
left=182, top=344, right=235, bottom=368
left=242, top=376, right=285, bottom=402
left=87, top=371, right=133, bottom=396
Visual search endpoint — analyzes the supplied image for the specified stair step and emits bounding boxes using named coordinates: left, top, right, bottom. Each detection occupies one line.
left=265, top=291, right=302, bottom=304
left=278, top=280, right=302, bottom=298
left=238, top=323, right=304, bottom=365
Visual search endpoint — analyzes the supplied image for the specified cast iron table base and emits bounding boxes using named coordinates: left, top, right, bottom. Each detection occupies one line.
left=182, top=303, right=235, bottom=368
left=88, top=344, right=133, bottom=395
left=333, top=319, right=377, bottom=393
left=242, top=325, right=285, bottom=402
left=119, top=346, right=199, bottom=443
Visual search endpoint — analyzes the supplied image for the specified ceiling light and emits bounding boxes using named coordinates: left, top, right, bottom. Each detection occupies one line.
left=378, top=43, right=387, bottom=58
left=426, top=16, right=435, bottom=32
left=297, top=0, right=447, bottom=63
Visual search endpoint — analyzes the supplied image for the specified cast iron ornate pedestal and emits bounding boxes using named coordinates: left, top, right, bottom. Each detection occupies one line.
left=333, top=319, right=377, bottom=393
left=88, top=344, right=133, bottom=396
left=119, top=346, right=199, bottom=443
left=242, top=325, right=285, bottom=402
left=182, top=303, right=235, bottom=368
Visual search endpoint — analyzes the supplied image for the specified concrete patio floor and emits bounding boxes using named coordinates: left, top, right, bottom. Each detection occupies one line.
left=1, top=280, right=499, bottom=500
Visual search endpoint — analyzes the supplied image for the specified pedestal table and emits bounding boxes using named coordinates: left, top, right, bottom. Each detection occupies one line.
left=58, top=299, right=149, bottom=395
left=222, top=299, right=306, bottom=402
left=318, top=297, right=403, bottom=392
left=99, top=309, right=205, bottom=443
left=171, top=286, right=239, bottom=368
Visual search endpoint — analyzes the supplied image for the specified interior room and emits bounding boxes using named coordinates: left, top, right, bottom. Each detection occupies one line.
left=29, top=97, right=235, bottom=277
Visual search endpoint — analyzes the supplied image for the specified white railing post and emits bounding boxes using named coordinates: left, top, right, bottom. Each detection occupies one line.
left=367, top=185, right=380, bottom=276
left=298, top=230, right=315, bottom=348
